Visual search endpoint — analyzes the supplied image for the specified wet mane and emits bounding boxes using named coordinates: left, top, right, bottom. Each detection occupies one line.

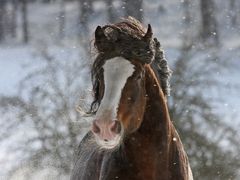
left=90, top=17, right=172, bottom=113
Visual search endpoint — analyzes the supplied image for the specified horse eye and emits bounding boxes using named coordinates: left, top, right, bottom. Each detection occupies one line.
left=133, top=51, right=142, bottom=56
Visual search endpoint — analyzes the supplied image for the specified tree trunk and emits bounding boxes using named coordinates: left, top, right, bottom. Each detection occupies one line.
left=0, top=0, right=7, bottom=42
left=11, top=0, right=18, bottom=38
left=59, top=0, right=65, bottom=38
left=122, top=0, right=143, bottom=21
left=200, top=0, right=219, bottom=45
left=181, top=0, right=196, bottom=49
left=229, top=0, right=237, bottom=26
left=78, top=0, right=93, bottom=38
left=182, top=0, right=191, bottom=25
left=42, top=0, right=51, bottom=3
left=106, top=0, right=116, bottom=23
left=21, top=0, right=29, bottom=43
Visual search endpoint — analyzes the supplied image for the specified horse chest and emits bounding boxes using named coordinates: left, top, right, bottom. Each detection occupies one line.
left=84, top=137, right=158, bottom=180
left=99, top=155, right=157, bottom=180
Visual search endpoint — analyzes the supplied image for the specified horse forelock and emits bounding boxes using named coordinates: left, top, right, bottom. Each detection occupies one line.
left=102, top=17, right=146, bottom=40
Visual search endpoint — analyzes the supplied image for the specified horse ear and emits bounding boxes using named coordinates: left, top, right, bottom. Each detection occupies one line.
left=95, top=26, right=106, bottom=41
left=143, top=24, right=153, bottom=41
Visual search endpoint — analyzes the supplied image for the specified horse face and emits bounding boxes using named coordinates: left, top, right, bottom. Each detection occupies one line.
left=91, top=57, right=146, bottom=149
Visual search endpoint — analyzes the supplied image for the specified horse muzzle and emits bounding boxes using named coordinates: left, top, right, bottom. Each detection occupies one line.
left=91, top=119, right=122, bottom=149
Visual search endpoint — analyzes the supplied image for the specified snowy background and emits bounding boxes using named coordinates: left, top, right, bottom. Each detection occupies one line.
left=0, top=0, right=240, bottom=179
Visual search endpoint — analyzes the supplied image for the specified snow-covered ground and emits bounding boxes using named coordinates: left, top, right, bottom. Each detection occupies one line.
left=0, top=0, right=240, bottom=179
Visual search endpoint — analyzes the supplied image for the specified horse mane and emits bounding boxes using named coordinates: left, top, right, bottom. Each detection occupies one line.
left=90, top=17, right=172, bottom=113
left=151, top=37, right=172, bottom=96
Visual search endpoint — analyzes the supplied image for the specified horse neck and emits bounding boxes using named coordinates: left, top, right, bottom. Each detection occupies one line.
left=135, top=65, right=190, bottom=180
left=139, top=65, right=172, bottom=137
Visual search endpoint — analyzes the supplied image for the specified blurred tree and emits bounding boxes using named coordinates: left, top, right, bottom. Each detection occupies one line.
left=0, top=0, right=7, bottom=42
left=10, top=0, right=18, bottom=38
left=59, top=0, right=66, bottom=38
left=182, top=0, right=193, bottom=48
left=0, top=49, right=89, bottom=176
left=200, top=0, right=219, bottom=46
left=168, top=3, right=240, bottom=179
left=106, top=0, right=117, bottom=23
left=229, top=0, right=239, bottom=27
left=42, top=0, right=52, bottom=3
left=229, top=0, right=237, bottom=26
left=122, top=0, right=143, bottom=21
left=169, top=47, right=240, bottom=179
left=78, top=0, right=93, bottom=40
left=20, top=0, right=29, bottom=43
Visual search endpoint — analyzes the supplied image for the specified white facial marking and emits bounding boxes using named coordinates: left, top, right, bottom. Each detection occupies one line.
left=96, top=57, right=135, bottom=121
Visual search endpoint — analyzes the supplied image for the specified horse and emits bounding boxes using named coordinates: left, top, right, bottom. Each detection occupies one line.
left=71, top=17, right=193, bottom=180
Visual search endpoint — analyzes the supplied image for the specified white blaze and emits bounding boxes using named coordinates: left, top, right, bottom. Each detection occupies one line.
left=96, top=57, right=135, bottom=120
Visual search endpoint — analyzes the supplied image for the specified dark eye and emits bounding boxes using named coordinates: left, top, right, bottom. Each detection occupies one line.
left=134, top=51, right=142, bottom=56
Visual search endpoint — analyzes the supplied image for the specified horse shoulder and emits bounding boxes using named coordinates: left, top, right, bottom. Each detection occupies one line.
left=170, top=127, right=192, bottom=180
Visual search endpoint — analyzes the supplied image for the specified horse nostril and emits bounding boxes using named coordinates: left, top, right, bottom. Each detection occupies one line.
left=110, top=121, right=121, bottom=134
left=92, top=120, right=100, bottom=134
left=104, top=139, right=108, bottom=142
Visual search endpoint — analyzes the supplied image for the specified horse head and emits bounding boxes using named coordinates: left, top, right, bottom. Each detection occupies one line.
left=90, top=18, right=155, bottom=149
